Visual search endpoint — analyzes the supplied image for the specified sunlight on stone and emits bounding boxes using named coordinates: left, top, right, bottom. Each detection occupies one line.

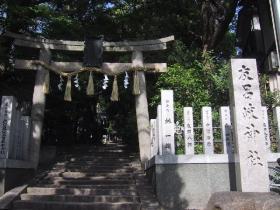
left=33, top=85, right=44, bottom=104
left=32, top=124, right=41, bottom=138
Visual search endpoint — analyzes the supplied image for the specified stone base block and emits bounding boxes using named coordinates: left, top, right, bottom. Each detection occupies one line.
left=145, top=162, right=236, bottom=210
left=206, top=192, right=280, bottom=210
left=145, top=154, right=280, bottom=210
left=0, top=159, right=34, bottom=196
left=0, top=168, right=34, bottom=196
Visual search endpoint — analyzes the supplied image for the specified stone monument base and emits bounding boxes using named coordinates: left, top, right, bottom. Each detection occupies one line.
left=206, top=192, right=280, bottom=210
left=0, top=159, right=34, bottom=196
left=145, top=155, right=237, bottom=210
left=145, top=154, right=280, bottom=210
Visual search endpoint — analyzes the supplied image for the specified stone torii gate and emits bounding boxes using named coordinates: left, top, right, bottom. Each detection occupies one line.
left=5, top=32, right=174, bottom=168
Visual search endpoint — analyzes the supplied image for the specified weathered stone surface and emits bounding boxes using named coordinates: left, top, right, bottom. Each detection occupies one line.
left=230, top=59, right=269, bottom=192
left=0, top=96, right=17, bottom=159
left=206, top=192, right=280, bottom=210
left=13, top=111, right=23, bottom=160
left=150, top=119, right=158, bottom=157
left=273, top=106, right=280, bottom=151
left=202, top=107, right=214, bottom=154
left=184, top=107, right=194, bottom=155
left=30, top=46, right=50, bottom=169
left=156, top=105, right=163, bottom=155
left=13, top=143, right=161, bottom=210
left=161, top=90, right=175, bottom=155
left=133, top=51, right=151, bottom=162
left=147, top=163, right=234, bottom=210
left=262, top=106, right=271, bottom=152
left=219, top=106, right=233, bottom=157
left=21, top=116, right=31, bottom=161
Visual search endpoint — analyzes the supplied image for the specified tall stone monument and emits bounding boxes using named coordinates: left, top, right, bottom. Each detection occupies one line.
left=230, top=59, right=269, bottom=192
left=0, top=96, right=17, bottom=159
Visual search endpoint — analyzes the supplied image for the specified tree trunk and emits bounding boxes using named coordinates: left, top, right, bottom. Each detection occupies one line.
left=201, top=0, right=238, bottom=51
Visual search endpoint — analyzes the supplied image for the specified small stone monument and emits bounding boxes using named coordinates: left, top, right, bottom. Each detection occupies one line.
left=184, top=107, right=194, bottom=155
left=161, top=90, right=175, bottom=154
left=157, top=105, right=163, bottom=155
left=220, top=106, right=233, bottom=157
left=202, top=107, right=214, bottom=154
left=273, top=106, right=280, bottom=151
left=230, top=59, right=269, bottom=192
left=261, top=106, right=271, bottom=152
left=150, top=119, right=158, bottom=157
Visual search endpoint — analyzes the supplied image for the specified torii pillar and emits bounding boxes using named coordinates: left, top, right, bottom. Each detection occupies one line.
left=132, top=51, right=151, bottom=162
left=30, top=45, right=49, bottom=169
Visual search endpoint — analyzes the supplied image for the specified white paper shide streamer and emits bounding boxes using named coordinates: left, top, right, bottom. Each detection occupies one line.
left=102, top=75, right=109, bottom=90
left=74, top=74, right=81, bottom=90
left=124, top=71, right=129, bottom=89
left=58, top=75, right=64, bottom=91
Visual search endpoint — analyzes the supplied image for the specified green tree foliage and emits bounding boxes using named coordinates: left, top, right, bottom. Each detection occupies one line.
left=150, top=41, right=230, bottom=123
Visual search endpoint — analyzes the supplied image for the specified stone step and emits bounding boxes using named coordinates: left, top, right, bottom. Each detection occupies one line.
left=141, top=203, right=161, bottom=209
left=46, top=172, right=137, bottom=178
left=54, top=162, right=131, bottom=167
left=60, top=151, right=130, bottom=155
left=60, top=145, right=131, bottom=149
left=58, top=158, right=135, bottom=162
left=15, top=144, right=160, bottom=210
left=52, top=165, right=133, bottom=170
left=62, top=153, right=136, bottom=157
left=27, top=187, right=138, bottom=196
left=20, top=194, right=140, bottom=203
left=33, top=184, right=149, bottom=190
left=13, top=200, right=141, bottom=210
left=57, top=146, right=129, bottom=152
left=40, top=179, right=135, bottom=185
left=57, top=160, right=134, bottom=165
left=44, top=174, right=135, bottom=180
left=59, top=157, right=135, bottom=162
left=61, top=145, right=128, bottom=150
left=50, top=168, right=135, bottom=173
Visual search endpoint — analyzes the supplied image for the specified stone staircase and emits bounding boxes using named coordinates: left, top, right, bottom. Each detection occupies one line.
left=12, top=143, right=161, bottom=210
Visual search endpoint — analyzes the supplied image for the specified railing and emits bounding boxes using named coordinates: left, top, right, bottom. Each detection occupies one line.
left=150, top=94, right=280, bottom=157
left=150, top=106, right=280, bottom=156
left=149, top=90, right=280, bottom=192
left=174, top=125, right=224, bottom=154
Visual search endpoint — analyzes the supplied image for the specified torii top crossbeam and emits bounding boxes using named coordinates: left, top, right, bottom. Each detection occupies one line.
left=6, top=31, right=174, bottom=52
left=5, top=31, right=174, bottom=75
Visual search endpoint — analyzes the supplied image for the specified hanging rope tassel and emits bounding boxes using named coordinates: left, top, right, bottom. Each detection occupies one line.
left=110, top=75, right=119, bottom=101
left=64, top=76, right=72, bottom=101
left=43, top=71, right=50, bottom=94
left=86, top=71, right=94, bottom=96
left=133, top=71, right=141, bottom=95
